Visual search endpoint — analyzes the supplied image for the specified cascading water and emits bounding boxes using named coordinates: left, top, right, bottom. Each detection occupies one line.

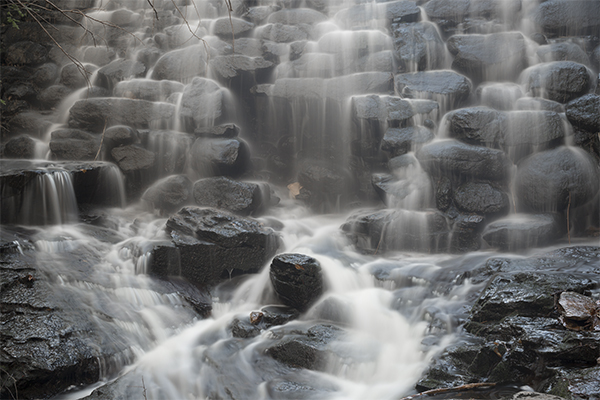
left=1, top=0, right=599, bottom=399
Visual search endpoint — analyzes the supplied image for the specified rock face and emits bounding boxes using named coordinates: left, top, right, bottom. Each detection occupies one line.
left=392, top=22, right=446, bottom=72
left=521, top=61, right=594, bottom=103
left=445, top=107, right=506, bottom=147
left=179, top=77, right=228, bottom=132
left=189, top=138, right=251, bottom=177
left=515, top=147, right=600, bottom=212
left=482, top=214, right=562, bottom=251
left=394, top=71, right=472, bottom=111
left=270, top=253, right=324, bottom=311
left=150, top=45, right=210, bottom=82
left=417, top=140, right=510, bottom=181
left=566, top=94, right=600, bottom=132
left=141, top=174, right=192, bottom=213
left=453, top=182, right=509, bottom=217
left=192, top=177, right=273, bottom=216
left=150, top=207, right=279, bottom=286
left=533, top=0, right=600, bottom=37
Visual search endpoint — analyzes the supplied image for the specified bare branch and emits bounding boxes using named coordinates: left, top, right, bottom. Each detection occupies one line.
left=146, top=0, right=158, bottom=21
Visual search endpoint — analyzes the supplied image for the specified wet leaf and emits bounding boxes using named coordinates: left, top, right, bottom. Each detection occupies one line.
left=250, top=311, right=263, bottom=325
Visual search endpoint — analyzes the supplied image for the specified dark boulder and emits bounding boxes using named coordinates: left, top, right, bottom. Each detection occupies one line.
left=381, top=126, right=435, bottom=157
left=296, top=161, right=353, bottom=212
left=270, top=253, right=323, bottom=311
left=341, top=208, right=451, bottom=254
left=392, top=22, right=446, bottom=72
left=447, top=32, right=528, bottom=83
left=96, top=59, right=146, bottom=89
left=179, top=78, right=229, bottom=132
left=371, top=171, right=434, bottom=209
left=49, top=129, right=99, bottom=160
left=208, top=55, right=274, bottom=89
left=352, top=95, right=438, bottom=126
left=60, top=63, right=97, bottom=89
left=150, top=44, right=210, bottom=82
left=113, top=79, right=183, bottom=101
left=31, top=63, right=59, bottom=88
left=449, top=213, right=485, bottom=253
left=482, top=214, right=562, bottom=251
left=5, top=41, right=48, bottom=66
left=265, top=324, right=341, bottom=370
left=37, top=84, right=73, bottom=109
left=515, top=147, right=600, bottom=213
left=394, top=71, right=472, bottom=112
left=2, top=136, right=38, bottom=159
left=521, top=61, right=595, bottom=103
left=416, top=139, right=511, bottom=181
left=141, top=174, right=192, bottom=213
left=103, top=125, right=139, bottom=152
left=6, top=111, right=54, bottom=137
left=536, top=42, right=591, bottom=68
left=193, top=177, right=274, bottom=215
left=68, top=98, right=176, bottom=132
left=257, top=23, right=311, bottom=43
left=189, top=137, right=251, bottom=177
left=445, top=107, right=506, bottom=147
left=150, top=207, right=279, bottom=286
left=231, top=306, right=300, bottom=339
left=565, top=94, right=600, bottom=133
left=111, top=145, right=155, bottom=173
left=212, top=17, right=254, bottom=39
left=532, top=0, right=600, bottom=37
left=453, top=182, right=509, bottom=217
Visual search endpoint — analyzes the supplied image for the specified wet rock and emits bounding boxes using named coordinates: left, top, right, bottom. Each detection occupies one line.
left=504, top=111, right=566, bottom=162
left=179, top=77, right=228, bottom=132
left=450, top=213, right=485, bottom=253
left=268, top=8, right=328, bottom=25
left=447, top=32, right=528, bottom=83
left=6, top=111, right=54, bottom=137
left=212, top=17, right=255, bottom=39
left=189, top=137, right=251, bottom=177
left=243, top=6, right=280, bottom=25
left=193, top=177, right=273, bottom=215
left=37, top=84, right=73, bottom=109
left=257, top=23, right=311, bottom=43
left=113, top=78, right=183, bottom=101
left=482, top=214, right=562, bottom=251
left=296, top=161, right=353, bottom=212
left=96, top=59, right=145, bottom=89
left=342, top=208, right=450, bottom=254
left=68, top=98, right=176, bottom=132
left=103, top=125, right=139, bottom=152
left=2, top=136, right=38, bottom=159
left=533, top=0, right=600, bottom=37
left=49, top=129, right=99, bottom=160
left=416, top=140, right=511, bottom=181
left=470, top=271, right=597, bottom=324
left=394, top=71, right=472, bottom=111
left=521, top=61, right=595, bottom=103
left=141, top=175, right=192, bottom=213
left=565, top=94, right=600, bottom=133
left=445, top=107, right=506, bottom=147
left=514, top=97, right=565, bottom=113
left=423, top=0, right=470, bottom=30
left=3, top=82, right=37, bottom=103
left=32, top=63, right=59, bottom=88
left=194, top=123, right=240, bottom=138
left=150, top=44, right=210, bottom=82
left=381, top=126, right=435, bottom=157
left=151, top=207, right=279, bottom=286
left=515, top=147, right=600, bottom=213
left=111, top=145, right=155, bottom=173
left=352, top=95, right=438, bottom=126
left=371, top=172, right=433, bottom=209
left=536, top=42, right=591, bottom=67
left=434, top=176, right=452, bottom=212
left=60, top=63, right=96, bottom=89
left=231, top=305, right=300, bottom=339
left=392, top=22, right=446, bottom=72
left=270, top=253, right=323, bottom=311
left=5, top=41, right=48, bottom=66
left=557, top=291, right=600, bottom=331
left=265, top=324, right=341, bottom=370
left=453, top=182, right=509, bottom=217
left=209, top=55, right=274, bottom=89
